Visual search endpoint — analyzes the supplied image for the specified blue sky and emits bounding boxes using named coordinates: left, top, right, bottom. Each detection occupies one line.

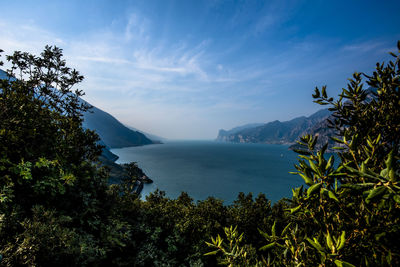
left=1, top=0, right=399, bottom=139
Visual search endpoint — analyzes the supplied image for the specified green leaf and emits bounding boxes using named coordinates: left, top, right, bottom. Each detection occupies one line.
left=309, top=160, right=321, bottom=175
left=307, top=183, right=322, bottom=198
left=365, top=186, right=387, bottom=203
left=332, top=146, right=346, bottom=150
left=281, top=222, right=292, bottom=236
left=312, top=87, right=320, bottom=98
left=326, top=231, right=334, bottom=251
left=375, top=133, right=381, bottom=144
left=375, top=232, right=386, bottom=241
left=393, top=194, right=400, bottom=204
left=205, top=241, right=214, bottom=247
left=289, top=205, right=302, bottom=214
left=337, top=231, right=346, bottom=250
left=326, top=156, right=334, bottom=170
left=334, top=259, right=356, bottom=267
left=328, top=190, right=339, bottom=202
left=298, top=155, right=311, bottom=160
left=306, top=237, right=324, bottom=252
left=322, top=86, right=328, bottom=98
left=310, top=136, right=318, bottom=150
left=293, top=149, right=311, bottom=155
left=259, top=242, right=276, bottom=251
left=344, top=165, right=382, bottom=181
left=380, top=168, right=389, bottom=178
left=271, top=221, right=276, bottom=237
left=330, top=136, right=344, bottom=143
left=61, top=173, right=76, bottom=185
left=258, top=229, right=270, bottom=240
left=204, top=250, right=219, bottom=256
left=299, top=173, right=314, bottom=185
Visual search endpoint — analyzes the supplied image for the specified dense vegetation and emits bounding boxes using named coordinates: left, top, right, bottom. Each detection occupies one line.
left=0, top=42, right=399, bottom=266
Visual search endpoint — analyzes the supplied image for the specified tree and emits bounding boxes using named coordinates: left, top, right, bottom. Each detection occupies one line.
left=206, top=41, right=400, bottom=266
left=0, top=46, right=121, bottom=266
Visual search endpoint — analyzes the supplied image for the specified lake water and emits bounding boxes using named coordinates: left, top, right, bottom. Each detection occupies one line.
left=111, top=141, right=303, bottom=204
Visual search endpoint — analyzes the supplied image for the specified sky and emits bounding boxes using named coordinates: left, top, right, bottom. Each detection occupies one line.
left=0, top=0, right=399, bottom=139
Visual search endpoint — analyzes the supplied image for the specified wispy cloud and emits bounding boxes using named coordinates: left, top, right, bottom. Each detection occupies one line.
left=125, top=13, right=149, bottom=42
left=0, top=21, right=64, bottom=55
left=343, top=41, right=385, bottom=52
left=0, top=1, right=397, bottom=139
left=76, top=56, right=131, bottom=65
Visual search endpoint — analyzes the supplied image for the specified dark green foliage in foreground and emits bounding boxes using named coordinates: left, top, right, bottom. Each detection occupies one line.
left=0, top=46, right=111, bottom=266
left=1, top=42, right=399, bottom=266
left=206, top=41, right=400, bottom=266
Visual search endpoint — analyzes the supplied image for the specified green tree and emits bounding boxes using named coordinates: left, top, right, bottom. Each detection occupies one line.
left=0, top=46, right=127, bottom=266
left=206, top=41, right=400, bottom=266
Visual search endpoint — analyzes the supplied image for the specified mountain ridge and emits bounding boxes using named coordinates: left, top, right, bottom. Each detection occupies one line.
left=82, top=103, right=154, bottom=149
left=216, top=109, right=332, bottom=144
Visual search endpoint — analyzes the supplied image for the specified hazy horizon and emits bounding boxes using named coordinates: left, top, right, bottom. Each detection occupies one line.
left=1, top=0, right=399, bottom=139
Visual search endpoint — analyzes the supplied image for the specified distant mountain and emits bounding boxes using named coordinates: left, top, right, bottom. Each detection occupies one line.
left=1, top=68, right=150, bottom=175
left=0, top=69, right=8, bottom=79
left=82, top=104, right=154, bottom=149
left=216, top=109, right=332, bottom=145
left=97, top=139, right=119, bottom=162
left=216, top=123, right=264, bottom=142
left=126, top=126, right=166, bottom=143
left=0, top=69, right=16, bottom=81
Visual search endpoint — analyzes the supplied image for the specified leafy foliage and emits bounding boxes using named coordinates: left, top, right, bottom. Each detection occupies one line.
left=0, top=46, right=115, bottom=266
left=206, top=41, right=400, bottom=266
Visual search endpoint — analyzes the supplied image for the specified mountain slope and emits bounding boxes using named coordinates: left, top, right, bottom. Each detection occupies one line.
left=216, top=123, right=264, bottom=141
left=126, top=126, right=165, bottom=143
left=1, top=68, right=146, bottom=172
left=217, top=109, right=331, bottom=144
left=0, top=69, right=8, bottom=79
left=82, top=104, right=154, bottom=148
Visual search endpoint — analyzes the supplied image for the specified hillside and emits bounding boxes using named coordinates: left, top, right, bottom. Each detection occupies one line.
left=216, top=109, right=332, bottom=144
left=126, top=126, right=165, bottom=143
left=216, top=123, right=264, bottom=142
left=0, top=69, right=12, bottom=80
left=82, top=103, right=154, bottom=148
left=1, top=69, right=153, bottom=149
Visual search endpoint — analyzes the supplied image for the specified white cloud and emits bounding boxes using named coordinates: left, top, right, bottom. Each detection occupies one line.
left=125, top=13, right=149, bottom=42
left=342, top=41, right=384, bottom=53
left=0, top=21, right=56, bottom=55
left=76, top=56, right=131, bottom=65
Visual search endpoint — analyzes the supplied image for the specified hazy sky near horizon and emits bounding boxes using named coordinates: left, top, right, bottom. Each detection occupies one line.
left=1, top=0, right=399, bottom=139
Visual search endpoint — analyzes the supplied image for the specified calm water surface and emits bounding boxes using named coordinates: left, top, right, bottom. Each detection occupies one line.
left=111, top=141, right=303, bottom=203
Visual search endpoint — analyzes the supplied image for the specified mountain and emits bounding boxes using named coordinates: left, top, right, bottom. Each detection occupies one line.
left=216, top=123, right=264, bottom=142
left=0, top=69, right=16, bottom=81
left=126, top=126, right=165, bottom=143
left=216, top=109, right=332, bottom=144
left=0, top=69, right=8, bottom=79
left=82, top=104, right=154, bottom=149
left=1, top=68, right=153, bottom=149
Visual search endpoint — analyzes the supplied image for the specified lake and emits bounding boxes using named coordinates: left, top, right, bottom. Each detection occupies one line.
left=111, top=140, right=303, bottom=204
